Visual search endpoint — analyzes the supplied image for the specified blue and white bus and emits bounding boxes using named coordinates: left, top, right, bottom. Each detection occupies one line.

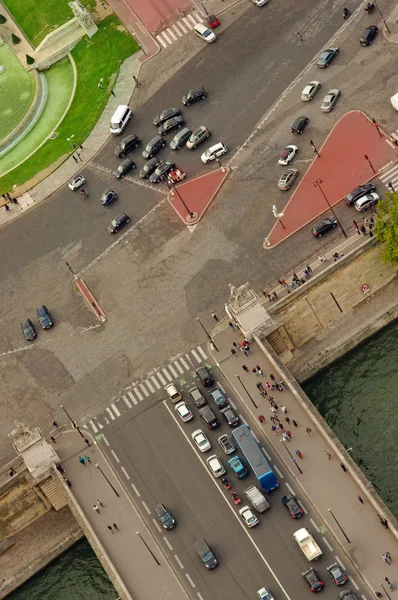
left=232, top=425, right=279, bottom=492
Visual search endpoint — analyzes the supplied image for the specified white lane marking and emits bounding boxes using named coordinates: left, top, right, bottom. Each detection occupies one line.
left=131, top=483, right=140, bottom=497
left=361, top=595, right=368, bottom=600
left=142, top=501, right=151, bottom=515
left=298, top=500, right=307, bottom=514
left=174, top=360, right=184, bottom=374
left=322, top=537, right=333, bottom=552
left=106, top=407, right=115, bottom=420
left=111, top=450, right=120, bottom=463
left=153, top=519, right=162, bottom=532
left=127, top=391, right=138, bottom=405
left=164, top=536, right=173, bottom=551
left=151, top=375, right=161, bottom=390
left=177, top=20, right=187, bottom=33
left=144, top=379, right=155, bottom=393
left=262, top=447, right=272, bottom=461
left=139, top=383, right=149, bottom=398
left=0, top=344, right=33, bottom=358
left=285, top=482, right=295, bottom=495
left=185, top=353, right=194, bottom=366
left=183, top=16, right=194, bottom=29
left=97, top=421, right=104, bottom=429
left=163, top=401, right=294, bottom=600
left=191, top=348, right=201, bottom=363
left=89, top=420, right=98, bottom=433
left=161, top=31, right=173, bottom=44
left=172, top=23, right=183, bottom=37
left=102, top=434, right=110, bottom=446
left=132, top=387, right=143, bottom=402
left=157, top=370, right=167, bottom=385
left=197, top=594, right=204, bottom=600
left=273, top=465, right=283, bottom=479
left=174, top=554, right=184, bottom=569
left=310, top=518, right=319, bottom=532
left=111, top=403, right=121, bottom=417
left=229, top=399, right=237, bottom=410
left=185, top=573, right=196, bottom=588
left=187, top=13, right=199, bottom=26
left=166, top=27, right=177, bottom=41
left=123, top=395, right=132, bottom=409
left=157, top=35, right=168, bottom=49
left=252, top=432, right=260, bottom=443
left=162, top=367, right=173, bottom=382
left=198, top=346, right=207, bottom=360
left=121, top=466, right=130, bottom=480
left=179, top=356, right=189, bottom=370
left=335, top=556, right=346, bottom=569
left=241, top=416, right=249, bottom=426
left=350, top=577, right=359, bottom=590
left=168, top=363, right=178, bottom=378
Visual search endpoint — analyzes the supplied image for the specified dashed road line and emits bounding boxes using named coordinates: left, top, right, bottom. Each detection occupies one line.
left=121, top=466, right=130, bottom=480
left=322, top=537, right=333, bottom=551
left=142, top=500, right=151, bottom=514
left=164, top=536, right=173, bottom=550
left=153, top=519, right=162, bottom=532
left=185, top=573, right=196, bottom=588
left=174, top=554, right=184, bottom=569
left=310, top=518, right=319, bottom=531
left=131, top=483, right=140, bottom=497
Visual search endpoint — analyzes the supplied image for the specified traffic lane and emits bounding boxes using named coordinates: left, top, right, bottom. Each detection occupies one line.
left=105, top=402, right=290, bottom=600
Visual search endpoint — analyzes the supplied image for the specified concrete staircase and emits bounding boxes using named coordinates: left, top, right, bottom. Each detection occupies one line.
left=39, top=477, right=67, bottom=511
left=35, top=18, right=85, bottom=70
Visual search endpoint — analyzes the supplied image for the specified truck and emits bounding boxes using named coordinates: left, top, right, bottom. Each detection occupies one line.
left=232, top=425, right=279, bottom=492
left=293, top=528, right=323, bottom=561
left=244, top=485, right=270, bottom=513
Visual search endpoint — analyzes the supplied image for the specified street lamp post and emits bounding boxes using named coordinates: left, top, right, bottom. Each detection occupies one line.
left=60, top=404, right=84, bottom=438
left=165, top=179, right=197, bottom=222
left=309, top=139, right=320, bottom=158
left=282, top=441, right=303, bottom=474
left=272, top=205, right=286, bottom=229
left=65, top=260, right=76, bottom=278
left=95, top=463, right=120, bottom=497
left=236, top=374, right=258, bottom=409
left=196, top=316, right=219, bottom=352
left=380, top=582, right=392, bottom=600
left=313, top=179, right=347, bottom=238
left=364, top=154, right=376, bottom=174
left=327, top=508, right=351, bottom=543
left=388, top=182, right=395, bottom=192
left=374, top=1, right=391, bottom=33
left=136, top=531, right=160, bottom=565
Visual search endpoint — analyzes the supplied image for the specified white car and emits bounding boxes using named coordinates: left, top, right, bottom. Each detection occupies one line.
left=175, top=401, right=193, bottom=422
left=251, top=0, right=268, bottom=5
left=321, top=89, right=341, bottom=112
left=301, top=81, right=321, bottom=101
left=201, top=142, right=228, bottom=164
left=206, top=454, right=226, bottom=478
left=257, top=588, right=274, bottom=600
left=165, top=383, right=182, bottom=403
left=278, top=145, right=298, bottom=166
left=192, top=429, right=211, bottom=452
left=354, top=192, right=379, bottom=212
left=68, top=175, right=86, bottom=191
left=239, top=505, right=259, bottom=528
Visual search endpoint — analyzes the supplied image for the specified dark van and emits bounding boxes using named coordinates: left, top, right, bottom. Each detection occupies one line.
left=195, top=538, right=218, bottom=569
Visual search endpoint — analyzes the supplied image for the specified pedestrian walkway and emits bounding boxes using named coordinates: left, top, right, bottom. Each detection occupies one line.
left=378, top=161, right=398, bottom=191
left=88, top=345, right=208, bottom=432
left=156, top=11, right=203, bottom=48
left=53, top=430, right=188, bottom=600
left=209, top=325, right=398, bottom=596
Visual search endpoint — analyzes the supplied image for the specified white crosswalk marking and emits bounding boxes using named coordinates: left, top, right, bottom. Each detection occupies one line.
left=179, top=356, right=189, bottom=370
left=162, top=367, right=172, bottom=382
left=156, top=11, right=203, bottom=47
left=174, top=360, right=184, bottom=374
left=133, top=387, right=143, bottom=401
left=183, top=16, right=195, bottom=29
left=198, top=346, right=207, bottom=360
left=145, top=379, right=155, bottom=393
left=157, top=371, right=167, bottom=385
left=379, top=161, right=398, bottom=189
left=151, top=375, right=161, bottom=389
left=140, top=383, right=150, bottom=398
left=168, top=363, right=179, bottom=378
left=111, top=403, right=121, bottom=417
left=106, top=407, right=116, bottom=420
left=172, top=24, right=183, bottom=37
left=128, top=391, right=138, bottom=405
left=191, top=348, right=201, bottom=363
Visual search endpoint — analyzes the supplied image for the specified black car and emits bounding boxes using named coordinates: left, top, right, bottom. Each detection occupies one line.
left=21, top=319, right=36, bottom=341
left=196, top=365, right=214, bottom=387
left=311, top=217, right=337, bottom=237
left=36, top=306, right=53, bottom=329
left=142, top=135, right=166, bottom=159
left=157, top=115, right=185, bottom=136
left=139, top=157, right=161, bottom=179
left=154, top=504, right=176, bottom=530
left=302, top=568, right=324, bottom=592
left=189, top=386, right=207, bottom=408
left=149, top=160, right=175, bottom=184
left=114, top=158, right=135, bottom=179
left=182, top=87, right=207, bottom=105
left=114, top=134, right=140, bottom=158
left=281, top=494, right=304, bottom=518
left=291, top=116, right=309, bottom=135
left=100, top=189, right=117, bottom=206
left=338, top=590, right=357, bottom=600
left=317, top=46, right=339, bottom=68
left=345, top=183, right=376, bottom=205
left=327, top=563, right=347, bottom=586
left=170, top=127, right=192, bottom=150
left=220, top=406, right=240, bottom=427
left=108, top=213, right=131, bottom=233
left=360, top=25, right=378, bottom=46
left=153, top=107, right=181, bottom=126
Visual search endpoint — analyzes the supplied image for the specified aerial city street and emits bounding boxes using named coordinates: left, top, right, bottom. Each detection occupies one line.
left=1, top=0, right=398, bottom=597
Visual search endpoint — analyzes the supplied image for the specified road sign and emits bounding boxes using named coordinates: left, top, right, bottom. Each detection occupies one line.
left=361, top=283, right=370, bottom=294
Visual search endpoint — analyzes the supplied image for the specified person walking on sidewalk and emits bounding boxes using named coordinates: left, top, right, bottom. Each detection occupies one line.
left=382, top=553, right=391, bottom=565
left=228, top=321, right=235, bottom=330
left=84, top=438, right=91, bottom=447
left=340, top=463, right=347, bottom=472
left=231, top=348, right=238, bottom=357
left=85, top=455, right=91, bottom=463
left=258, top=415, right=266, bottom=423
left=78, top=456, right=85, bottom=465
left=325, top=451, right=332, bottom=460
left=296, top=450, right=304, bottom=459
left=97, top=499, right=104, bottom=507
left=292, top=419, right=298, bottom=427
left=107, top=525, right=114, bottom=533
left=385, top=577, right=396, bottom=590
left=242, top=364, right=249, bottom=373
left=93, top=505, right=100, bottom=514
left=211, top=310, right=218, bottom=322
left=113, top=523, right=119, bottom=531
left=357, top=495, right=364, bottom=504
left=133, top=75, right=141, bottom=88
left=306, top=427, right=313, bottom=436
left=386, top=551, right=392, bottom=562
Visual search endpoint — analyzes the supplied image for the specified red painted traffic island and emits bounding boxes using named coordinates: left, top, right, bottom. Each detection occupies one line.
left=167, top=168, right=229, bottom=226
left=264, top=111, right=398, bottom=249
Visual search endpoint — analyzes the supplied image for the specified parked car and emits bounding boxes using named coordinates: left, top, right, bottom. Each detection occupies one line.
left=291, top=116, right=309, bottom=134
left=311, top=217, right=338, bottom=237
left=114, top=134, right=140, bottom=158
left=192, top=429, right=212, bottom=452
left=354, top=192, right=379, bottom=211
left=36, top=305, right=53, bottom=329
left=170, top=127, right=192, bottom=150
left=278, top=169, right=298, bottom=191
left=175, top=401, right=194, bottom=422
left=327, top=563, right=347, bottom=586
left=153, top=107, right=181, bottom=126
left=21, top=319, right=36, bottom=340
left=108, top=213, right=130, bottom=233
left=278, top=145, right=298, bottom=166
left=206, top=14, right=220, bottom=27
left=338, top=590, right=357, bottom=600
left=149, top=161, right=175, bottom=184
left=360, top=25, right=378, bottom=46
left=186, top=126, right=211, bottom=149
left=321, top=89, right=341, bottom=112
left=218, top=434, right=236, bottom=455
left=100, top=189, right=117, bottom=206
left=114, top=158, right=135, bottom=179
left=239, top=505, right=259, bottom=528
left=182, top=87, right=207, bottom=105
left=196, top=365, right=214, bottom=387
left=301, top=81, right=321, bottom=101
left=189, top=386, right=207, bottom=408
left=281, top=494, right=304, bottom=518
left=345, top=183, right=376, bottom=205
left=139, top=158, right=161, bottom=179
left=157, top=115, right=185, bottom=136
left=209, top=387, right=228, bottom=409
left=206, top=454, right=226, bottom=478
left=142, top=135, right=166, bottom=159
left=317, top=46, right=339, bottom=68
left=154, top=504, right=176, bottom=530
left=68, top=175, right=86, bottom=191
left=220, top=405, right=240, bottom=427
left=165, top=383, right=182, bottom=403
left=302, top=568, right=324, bottom=592
left=201, top=142, right=227, bottom=163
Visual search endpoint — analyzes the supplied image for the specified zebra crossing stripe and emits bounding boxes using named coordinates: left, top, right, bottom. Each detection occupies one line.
left=151, top=375, right=161, bottom=389
left=166, top=27, right=178, bottom=41
left=162, top=367, right=173, bottom=382
left=157, top=370, right=167, bottom=385
left=187, top=13, right=199, bottom=25
left=123, top=395, right=132, bottom=409
left=191, top=348, right=201, bottom=363
left=168, top=363, right=179, bottom=378
left=172, top=23, right=183, bottom=37
left=183, top=16, right=194, bottom=29
left=185, top=353, right=194, bottom=366
left=106, top=407, right=116, bottom=420
left=128, top=391, right=138, bottom=405
left=161, top=30, right=173, bottom=44
left=179, top=356, right=189, bottom=370
left=133, top=387, right=143, bottom=401
left=178, top=20, right=188, bottom=33
left=89, top=420, right=98, bottom=433
left=111, top=403, right=121, bottom=417
left=157, top=35, right=168, bottom=49
left=139, top=383, right=150, bottom=397
left=173, top=360, right=184, bottom=374
left=145, top=379, right=155, bottom=393
left=198, top=346, right=207, bottom=360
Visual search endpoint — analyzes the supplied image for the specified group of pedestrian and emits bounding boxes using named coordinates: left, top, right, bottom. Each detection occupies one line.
left=378, top=514, right=389, bottom=529
left=353, top=218, right=374, bottom=238
left=231, top=338, right=251, bottom=357
left=56, top=463, right=72, bottom=487
left=93, top=499, right=120, bottom=533
left=382, top=551, right=392, bottom=565
left=78, top=454, right=91, bottom=465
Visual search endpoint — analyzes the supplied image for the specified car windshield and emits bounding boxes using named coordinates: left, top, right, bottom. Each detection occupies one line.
left=203, top=29, right=212, bottom=37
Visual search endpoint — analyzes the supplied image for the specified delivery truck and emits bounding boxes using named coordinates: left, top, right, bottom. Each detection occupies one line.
left=293, top=528, right=323, bottom=561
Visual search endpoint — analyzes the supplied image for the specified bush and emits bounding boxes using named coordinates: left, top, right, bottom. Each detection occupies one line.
left=11, top=33, right=20, bottom=44
left=26, top=54, right=35, bottom=65
left=0, top=14, right=6, bottom=24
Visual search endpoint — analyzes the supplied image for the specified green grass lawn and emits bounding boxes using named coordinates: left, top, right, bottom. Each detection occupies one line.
left=0, top=15, right=138, bottom=194
left=2, top=0, right=96, bottom=46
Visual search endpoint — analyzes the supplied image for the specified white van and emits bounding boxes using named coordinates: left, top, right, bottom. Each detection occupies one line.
left=391, top=94, right=398, bottom=111
left=110, top=105, right=132, bottom=135
left=194, top=23, right=217, bottom=44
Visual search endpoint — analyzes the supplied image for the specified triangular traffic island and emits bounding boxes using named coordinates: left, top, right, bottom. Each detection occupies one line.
left=167, top=168, right=229, bottom=226
left=264, top=110, right=398, bottom=249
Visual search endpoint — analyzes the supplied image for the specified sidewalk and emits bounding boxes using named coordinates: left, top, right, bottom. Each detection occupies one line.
left=210, top=325, right=398, bottom=596
left=54, top=430, right=188, bottom=600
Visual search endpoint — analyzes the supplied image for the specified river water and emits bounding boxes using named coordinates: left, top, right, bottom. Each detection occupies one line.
left=9, top=321, right=398, bottom=597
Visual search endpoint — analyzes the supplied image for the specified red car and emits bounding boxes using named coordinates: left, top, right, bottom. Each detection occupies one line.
left=206, top=14, right=220, bottom=28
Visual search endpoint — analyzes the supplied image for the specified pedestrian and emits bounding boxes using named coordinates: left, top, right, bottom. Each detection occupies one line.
left=72, top=154, right=78, bottom=163
left=97, top=499, right=104, bottom=506
left=357, top=495, right=364, bottom=504
left=375, top=593, right=383, bottom=598
left=56, top=464, right=65, bottom=474
left=281, top=405, right=287, bottom=414
left=306, top=265, right=312, bottom=274
left=63, top=477, right=72, bottom=487
left=285, top=416, right=291, bottom=424
left=386, top=551, right=392, bottom=562
left=231, top=348, right=237, bottom=357
left=228, top=321, right=235, bottom=330
left=383, top=519, right=389, bottom=529
left=85, top=455, right=91, bottom=463
left=258, top=414, right=266, bottom=423
left=113, top=523, right=119, bottom=531
left=292, top=419, right=298, bottom=427
left=272, top=291, right=278, bottom=300
left=211, top=311, right=218, bottom=322
left=76, top=151, right=83, bottom=162
left=79, top=144, right=84, bottom=151
left=5, top=204, right=10, bottom=213
left=78, top=456, right=85, bottom=465
left=256, top=381, right=264, bottom=391
left=369, top=230, right=374, bottom=238
left=8, top=468, right=15, bottom=476
left=110, top=89, right=116, bottom=97
left=133, top=75, right=141, bottom=87
left=385, top=577, right=396, bottom=590
left=382, top=553, right=391, bottom=565
left=50, top=435, right=56, bottom=443
left=93, top=505, right=100, bottom=514
left=98, top=82, right=103, bottom=89
left=297, top=32, right=303, bottom=41
left=340, top=463, right=347, bottom=472
left=306, top=427, right=313, bottom=436
left=353, top=220, right=360, bottom=234
left=286, top=430, right=292, bottom=439
left=107, top=525, right=114, bottom=533
left=260, top=391, right=267, bottom=398
left=319, top=255, right=328, bottom=263
left=53, top=420, right=60, bottom=427
left=252, top=367, right=258, bottom=375
left=360, top=224, right=367, bottom=235
left=270, top=373, right=275, bottom=381
left=84, top=438, right=91, bottom=447
left=267, top=293, right=273, bottom=302
left=325, top=451, right=332, bottom=460
left=296, top=450, right=304, bottom=459
left=242, top=364, right=249, bottom=372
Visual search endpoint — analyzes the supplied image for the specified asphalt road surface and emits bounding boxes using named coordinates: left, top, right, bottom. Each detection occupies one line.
left=100, top=359, right=368, bottom=600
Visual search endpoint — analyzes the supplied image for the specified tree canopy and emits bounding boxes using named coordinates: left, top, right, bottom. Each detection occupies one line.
left=374, top=191, right=398, bottom=264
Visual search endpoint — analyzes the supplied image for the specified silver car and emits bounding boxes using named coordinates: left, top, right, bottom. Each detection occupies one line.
left=301, top=81, right=321, bottom=101
left=278, top=169, right=298, bottom=191
left=321, top=89, right=341, bottom=112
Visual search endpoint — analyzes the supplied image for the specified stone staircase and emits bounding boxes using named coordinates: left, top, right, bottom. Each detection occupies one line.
left=39, top=477, right=67, bottom=511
